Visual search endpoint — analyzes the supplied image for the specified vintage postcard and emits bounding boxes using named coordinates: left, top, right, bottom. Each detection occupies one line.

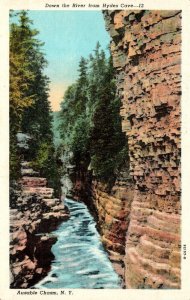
left=0, top=0, right=190, bottom=299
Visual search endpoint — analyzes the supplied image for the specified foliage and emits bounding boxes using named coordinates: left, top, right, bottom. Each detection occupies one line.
left=59, top=43, right=128, bottom=184
left=31, top=142, right=60, bottom=196
left=10, top=11, right=60, bottom=195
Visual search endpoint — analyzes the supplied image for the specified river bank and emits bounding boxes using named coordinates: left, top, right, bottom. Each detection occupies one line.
left=10, top=161, right=69, bottom=288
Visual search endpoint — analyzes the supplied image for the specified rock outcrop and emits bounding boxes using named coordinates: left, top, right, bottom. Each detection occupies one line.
left=102, top=10, right=181, bottom=288
left=10, top=162, right=69, bottom=288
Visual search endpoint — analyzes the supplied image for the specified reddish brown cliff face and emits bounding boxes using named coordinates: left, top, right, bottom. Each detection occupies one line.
left=91, top=172, right=134, bottom=282
left=103, top=10, right=181, bottom=288
left=10, top=162, right=69, bottom=288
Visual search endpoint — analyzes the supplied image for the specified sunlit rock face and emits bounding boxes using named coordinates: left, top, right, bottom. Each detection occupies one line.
left=103, top=10, right=181, bottom=288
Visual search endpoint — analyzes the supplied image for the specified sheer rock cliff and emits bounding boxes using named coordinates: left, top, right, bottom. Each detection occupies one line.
left=102, top=10, right=181, bottom=288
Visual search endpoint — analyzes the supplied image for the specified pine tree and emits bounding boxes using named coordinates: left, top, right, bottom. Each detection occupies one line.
left=58, top=43, right=128, bottom=185
left=89, top=53, right=126, bottom=181
left=10, top=11, right=60, bottom=195
left=10, top=11, right=38, bottom=179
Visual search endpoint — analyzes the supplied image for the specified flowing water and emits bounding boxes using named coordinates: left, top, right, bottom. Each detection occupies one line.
left=35, top=198, right=121, bottom=289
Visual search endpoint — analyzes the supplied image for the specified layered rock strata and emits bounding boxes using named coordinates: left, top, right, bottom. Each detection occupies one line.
left=10, top=162, right=69, bottom=288
left=103, top=10, right=181, bottom=288
left=91, top=171, right=134, bottom=282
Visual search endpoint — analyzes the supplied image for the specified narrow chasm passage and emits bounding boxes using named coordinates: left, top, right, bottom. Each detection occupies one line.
left=34, top=199, right=121, bottom=289
left=10, top=10, right=125, bottom=289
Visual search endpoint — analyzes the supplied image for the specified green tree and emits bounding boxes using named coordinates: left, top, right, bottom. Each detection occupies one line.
left=58, top=43, right=128, bottom=187
left=89, top=54, right=126, bottom=181
left=10, top=11, right=60, bottom=195
left=10, top=11, right=38, bottom=180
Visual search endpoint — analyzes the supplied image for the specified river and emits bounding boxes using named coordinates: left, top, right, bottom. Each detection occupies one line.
left=34, top=198, right=121, bottom=289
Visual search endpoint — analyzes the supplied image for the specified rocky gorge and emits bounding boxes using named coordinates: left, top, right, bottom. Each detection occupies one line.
left=9, top=9, right=181, bottom=290
left=61, top=10, right=181, bottom=289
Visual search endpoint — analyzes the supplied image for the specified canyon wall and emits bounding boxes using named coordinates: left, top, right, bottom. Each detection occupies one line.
left=10, top=161, right=69, bottom=288
left=102, top=10, right=181, bottom=288
left=91, top=171, right=134, bottom=283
